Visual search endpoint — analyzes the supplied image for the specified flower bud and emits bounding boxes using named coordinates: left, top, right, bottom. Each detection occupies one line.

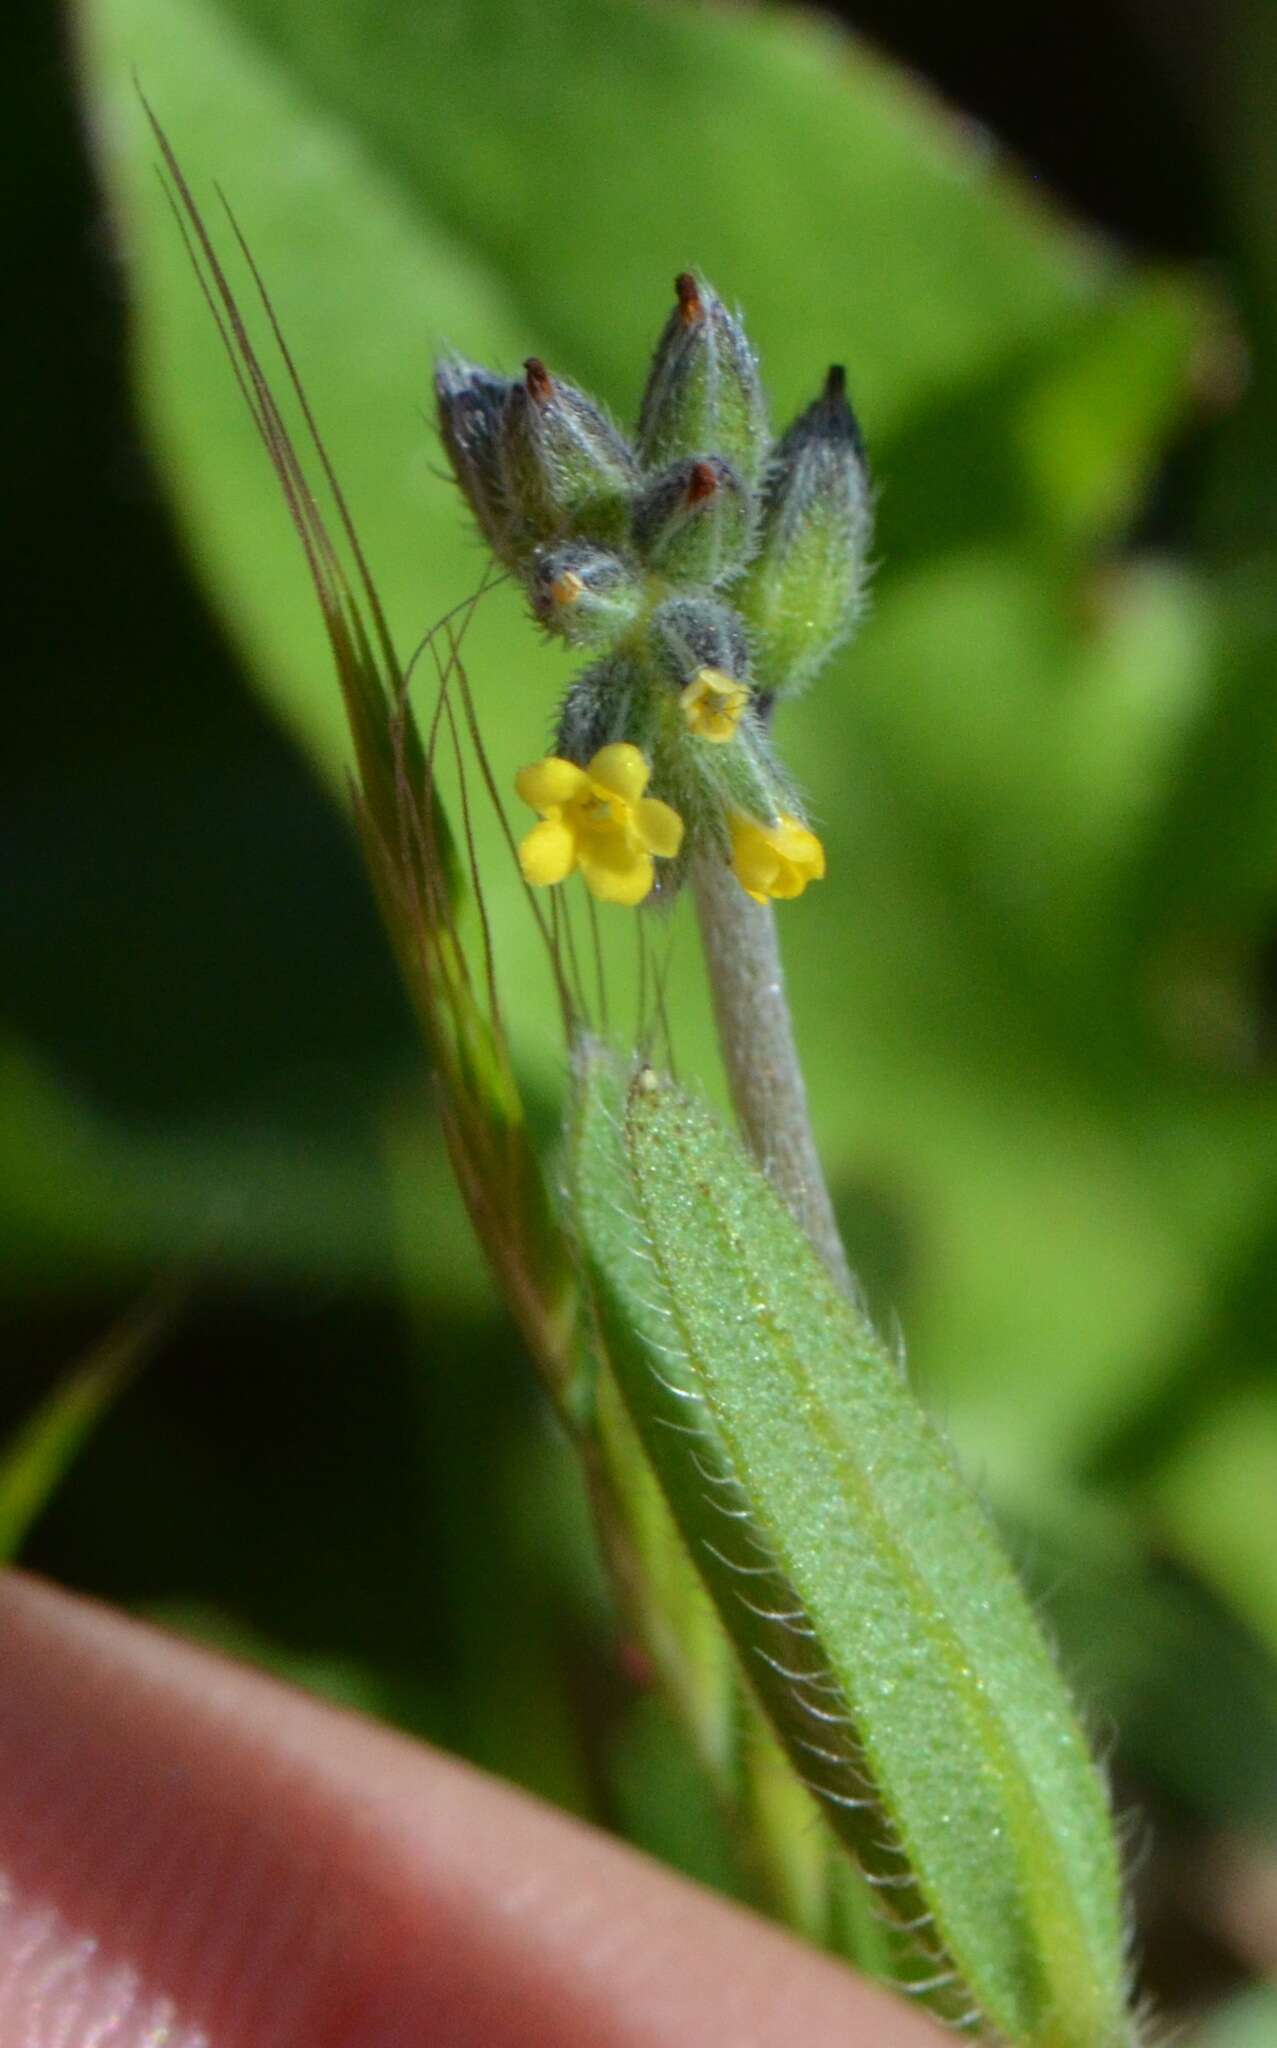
left=630, top=456, right=752, bottom=589
left=434, top=355, right=518, bottom=566
left=500, top=358, right=638, bottom=557
left=647, top=594, right=750, bottom=691
left=637, top=272, right=769, bottom=485
left=553, top=653, right=652, bottom=773
left=735, top=365, right=872, bottom=700
left=530, top=544, right=644, bottom=647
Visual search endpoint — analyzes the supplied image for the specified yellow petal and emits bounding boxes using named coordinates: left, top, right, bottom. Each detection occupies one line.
left=515, top=757, right=589, bottom=812
left=777, top=815, right=826, bottom=880
left=680, top=669, right=747, bottom=743
left=769, top=864, right=807, bottom=900
left=519, top=817, right=577, bottom=887
left=580, top=847, right=655, bottom=906
left=635, top=796, right=684, bottom=859
left=729, top=813, right=825, bottom=901
left=588, top=742, right=649, bottom=805
left=729, top=818, right=781, bottom=898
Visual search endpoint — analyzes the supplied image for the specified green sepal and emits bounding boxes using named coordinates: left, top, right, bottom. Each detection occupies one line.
left=553, top=652, right=654, bottom=770
left=530, top=543, right=645, bottom=647
left=655, top=700, right=805, bottom=904
left=638, top=271, right=769, bottom=486
left=735, top=365, right=873, bottom=699
left=500, top=357, right=638, bottom=558
left=631, top=456, right=753, bottom=589
left=647, top=593, right=751, bottom=691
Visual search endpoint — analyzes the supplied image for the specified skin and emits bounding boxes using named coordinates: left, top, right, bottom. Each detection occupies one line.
left=0, top=1573, right=946, bottom=2047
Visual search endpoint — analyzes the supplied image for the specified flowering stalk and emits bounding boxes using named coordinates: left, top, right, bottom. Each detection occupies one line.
left=692, top=850, right=852, bottom=1290
left=436, top=273, right=872, bottom=1278
left=437, top=276, right=1135, bottom=2046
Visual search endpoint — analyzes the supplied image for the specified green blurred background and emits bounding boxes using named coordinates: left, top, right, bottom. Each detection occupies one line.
left=6, top=0, right=1277, bottom=2035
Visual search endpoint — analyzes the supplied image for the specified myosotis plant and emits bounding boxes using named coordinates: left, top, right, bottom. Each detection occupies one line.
left=436, top=272, right=861, bottom=924
left=151, top=113, right=1138, bottom=2043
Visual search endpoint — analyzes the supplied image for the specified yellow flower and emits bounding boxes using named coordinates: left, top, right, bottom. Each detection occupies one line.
left=679, top=666, right=748, bottom=743
left=515, top=743, right=684, bottom=906
left=729, top=812, right=826, bottom=903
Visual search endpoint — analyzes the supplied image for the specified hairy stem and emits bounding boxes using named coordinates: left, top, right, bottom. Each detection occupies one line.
left=692, top=850, right=852, bottom=1294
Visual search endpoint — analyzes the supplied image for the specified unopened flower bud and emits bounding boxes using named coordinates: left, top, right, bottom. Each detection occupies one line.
left=631, top=456, right=752, bottom=588
left=434, top=356, right=518, bottom=566
left=648, top=595, right=750, bottom=693
left=553, top=653, right=654, bottom=774
left=531, top=544, right=644, bottom=646
left=638, top=272, right=769, bottom=485
left=500, top=358, right=638, bottom=557
left=735, top=364, right=872, bottom=700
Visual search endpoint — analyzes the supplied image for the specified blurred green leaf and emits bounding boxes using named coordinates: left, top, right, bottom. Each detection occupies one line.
left=0, top=1289, right=173, bottom=1558
left=1151, top=1389, right=1277, bottom=1665
left=607, top=1689, right=743, bottom=1898
left=1184, top=1984, right=1277, bottom=2048
left=1003, top=1486, right=1277, bottom=1832
left=1014, top=272, right=1213, bottom=547
left=0, top=1039, right=487, bottom=1306
left=1127, top=556, right=1277, bottom=951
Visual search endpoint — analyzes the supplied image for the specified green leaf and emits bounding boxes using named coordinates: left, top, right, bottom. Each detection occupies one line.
left=571, top=1040, right=1130, bottom=2046
left=1150, top=1387, right=1277, bottom=1665
left=0, top=1037, right=488, bottom=1305
left=0, top=1290, right=174, bottom=1559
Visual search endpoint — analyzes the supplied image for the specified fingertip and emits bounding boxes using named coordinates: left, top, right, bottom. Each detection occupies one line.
left=0, top=1573, right=942, bottom=2046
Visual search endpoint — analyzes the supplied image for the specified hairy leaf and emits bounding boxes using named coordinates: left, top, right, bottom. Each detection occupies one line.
left=571, top=1040, right=1131, bottom=2045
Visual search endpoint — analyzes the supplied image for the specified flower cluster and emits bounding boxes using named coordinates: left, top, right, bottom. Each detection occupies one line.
left=436, top=273, right=871, bottom=907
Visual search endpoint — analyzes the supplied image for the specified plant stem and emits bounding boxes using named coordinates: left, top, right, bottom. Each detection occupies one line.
left=692, top=850, right=853, bottom=1294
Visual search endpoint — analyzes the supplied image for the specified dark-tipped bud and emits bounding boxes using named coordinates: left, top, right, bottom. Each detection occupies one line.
left=630, top=456, right=753, bottom=588
left=530, top=543, right=644, bottom=647
left=637, top=272, right=769, bottom=485
left=734, top=365, right=872, bottom=700
left=434, top=355, right=518, bottom=566
left=500, top=358, right=638, bottom=558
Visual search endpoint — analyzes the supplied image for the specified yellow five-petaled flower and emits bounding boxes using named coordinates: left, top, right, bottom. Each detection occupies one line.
left=729, top=812, right=826, bottom=903
left=516, top=744, right=684, bottom=906
left=679, top=667, right=749, bottom=743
